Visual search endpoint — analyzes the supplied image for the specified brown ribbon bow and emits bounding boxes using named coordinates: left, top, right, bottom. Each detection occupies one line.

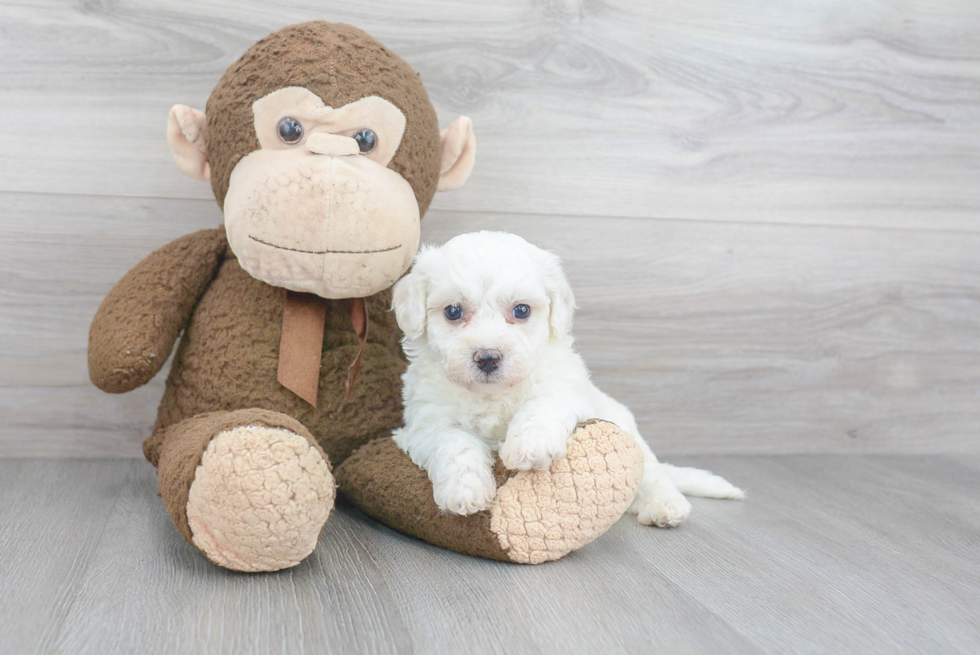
left=277, top=291, right=368, bottom=407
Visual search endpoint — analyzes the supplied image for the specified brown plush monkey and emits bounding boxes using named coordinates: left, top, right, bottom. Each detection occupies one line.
left=89, top=21, right=643, bottom=571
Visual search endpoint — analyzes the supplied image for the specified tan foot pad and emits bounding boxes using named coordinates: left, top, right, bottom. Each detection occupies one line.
left=490, top=420, right=644, bottom=564
left=186, top=426, right=335, bottom=572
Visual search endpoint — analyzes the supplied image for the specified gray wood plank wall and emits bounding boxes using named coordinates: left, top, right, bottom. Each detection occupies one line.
left=1, top=0, right=978, bottom=457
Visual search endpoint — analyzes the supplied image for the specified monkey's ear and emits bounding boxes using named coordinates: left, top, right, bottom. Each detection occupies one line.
left=167, top=105, right=210, bottom=181
left=436, top=116, right=476, bottom=191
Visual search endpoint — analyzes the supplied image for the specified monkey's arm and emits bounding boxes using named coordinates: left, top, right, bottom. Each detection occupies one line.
left=88, top=228, right=227, bottom=393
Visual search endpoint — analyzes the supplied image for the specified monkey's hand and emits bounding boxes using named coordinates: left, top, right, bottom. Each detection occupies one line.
left=88, top=228, right=227, bottom=393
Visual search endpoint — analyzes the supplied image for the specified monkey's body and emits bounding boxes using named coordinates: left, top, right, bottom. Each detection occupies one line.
left=88, top=21, right=645, bottom=571
left=110, top=227, right=403, bottom=571
left=147, top=229, right=406, bottom=467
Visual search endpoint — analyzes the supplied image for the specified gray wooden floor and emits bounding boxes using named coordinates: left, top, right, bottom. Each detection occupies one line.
left=1, top=455, right=977, bottom=655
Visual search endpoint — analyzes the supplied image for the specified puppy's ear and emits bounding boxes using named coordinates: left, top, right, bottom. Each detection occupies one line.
left=540, top=250, right=576, bottom=340
left=392, top=269, right=428, bottom=341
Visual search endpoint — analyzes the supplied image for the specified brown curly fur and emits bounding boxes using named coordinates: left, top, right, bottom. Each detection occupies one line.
left=205, top=21, right=442, bottom=214
left=150, top=230, right=407, bottom=467
left=88, top=21, right=450, bottom=566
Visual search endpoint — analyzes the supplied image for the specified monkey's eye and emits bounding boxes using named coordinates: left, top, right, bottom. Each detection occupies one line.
left=277, top=117, right=304, bottom=145
left=444, top=305, right=463, bottom=322
left=353, top=129, right=378, bottom=154
left=513, top=304, right=531, bottom=320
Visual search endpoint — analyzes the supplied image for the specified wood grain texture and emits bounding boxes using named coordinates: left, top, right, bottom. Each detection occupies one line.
left=1, top=455, right=977, bottom=654
left=639, top=455, right=980, bottom=653
left=3, top=192, right=978, bottom=456
left=0, top=459, right=136, bottom=654
left=0, top=0, right=978, bottom=229
left=1, top=2, right=978, bottom=455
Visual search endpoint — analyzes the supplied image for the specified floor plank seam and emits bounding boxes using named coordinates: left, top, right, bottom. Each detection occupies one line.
left=3, top=188, right=980, bottom=237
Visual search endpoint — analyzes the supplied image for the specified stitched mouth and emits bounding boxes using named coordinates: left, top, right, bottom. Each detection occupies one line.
left=249, top=235, right=400, bottom=255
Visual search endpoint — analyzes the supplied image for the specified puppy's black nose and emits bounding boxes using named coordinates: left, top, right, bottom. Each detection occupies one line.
left=474, top=349, right=502, bottom=374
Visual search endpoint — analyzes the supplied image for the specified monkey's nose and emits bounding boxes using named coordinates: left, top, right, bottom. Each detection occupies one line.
left=305, top=132, right=359, bottom=156
left=473, top=349, right=502, bottom=374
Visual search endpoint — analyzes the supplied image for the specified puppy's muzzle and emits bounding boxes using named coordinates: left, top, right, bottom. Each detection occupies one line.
left=473, top=349, right=502, bottom=374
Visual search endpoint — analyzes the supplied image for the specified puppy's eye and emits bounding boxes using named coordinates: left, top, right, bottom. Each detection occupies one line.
left=513, top=304, right=531, bottom=319
left=277, top=117, right=304, bottom=145
left=353, top=129, right=377, bottom=153
left=444, top=305, right=463, bottom=321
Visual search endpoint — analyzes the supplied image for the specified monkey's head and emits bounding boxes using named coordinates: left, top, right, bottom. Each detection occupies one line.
left=166, top=21, right=476, bottom=299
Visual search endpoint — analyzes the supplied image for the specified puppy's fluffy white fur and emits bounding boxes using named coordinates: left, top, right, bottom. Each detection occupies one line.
left=391, top=231, right=743, bottom=526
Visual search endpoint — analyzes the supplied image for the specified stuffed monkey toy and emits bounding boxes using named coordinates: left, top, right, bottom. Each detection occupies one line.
left=88, top=21, right=643, bottom=571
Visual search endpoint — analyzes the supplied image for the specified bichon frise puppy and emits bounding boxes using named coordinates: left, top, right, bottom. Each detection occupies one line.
left=391, top=231, right=743, bottom=527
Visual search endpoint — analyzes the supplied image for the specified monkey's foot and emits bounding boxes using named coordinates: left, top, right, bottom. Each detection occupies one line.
left=186, top=425, right=334, bottom=572
left=150, top=409, right=335, bottom=572
left=489, top=420, right=643, bottom=563
left=336, top=419, right=643, bottom=564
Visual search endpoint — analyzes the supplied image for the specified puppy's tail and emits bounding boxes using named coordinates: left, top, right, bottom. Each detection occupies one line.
left=660, top=464, right=745, bottom=500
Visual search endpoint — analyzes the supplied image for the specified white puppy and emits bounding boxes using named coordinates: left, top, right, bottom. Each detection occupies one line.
left=391, top=231, right=743, bottom=527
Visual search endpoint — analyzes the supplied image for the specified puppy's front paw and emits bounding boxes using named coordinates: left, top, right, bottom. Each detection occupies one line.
left=636, top=493, right=692, bottom=528
left=431, top=462, right=497, bottom=516
left=501, top=414, right=570, bottom=471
